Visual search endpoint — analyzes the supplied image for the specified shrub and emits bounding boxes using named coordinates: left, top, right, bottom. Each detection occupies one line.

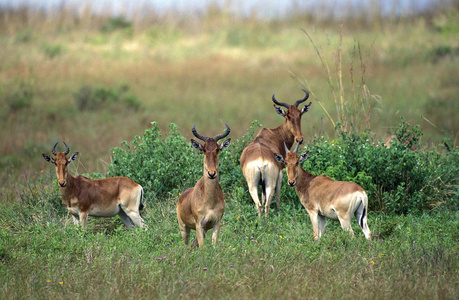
left=297, top=120, right=458, bottom=214
left=6, top=81, right=33, bottom=111
left=107, top=122, right=201, bottom=201
left=14, top=29, right=33, bottom=43
left=106, top=120, right=457, bottom=214
left=42, top=44, right=63, bottom=59
left=73, top=84, right=141, bottom=111
left=101, top=16, right=132, bottom=34
left=107, top=121, right=262, bottom=203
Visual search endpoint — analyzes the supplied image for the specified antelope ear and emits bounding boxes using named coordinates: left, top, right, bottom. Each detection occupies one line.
left=220, top=138, right=231, bottom=150
left=274, top=153, right=284, bottom=164
left=301, top=102, right=312, bottom=115
left=191, top=139, right=203, bottom=151
left=42, top=154, right=55, bottom=164
left=299, top=151, right=309, bottom=163
left=68, top=152, right=79, bottom=163
left=274, top=105, right=286, bottom=117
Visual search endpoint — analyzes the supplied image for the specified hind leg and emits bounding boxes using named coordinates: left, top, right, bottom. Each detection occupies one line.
left=244, top=166, right=263, bottom=217
left=264, top=184, right=276, bottom=217
left=354, top=201, right=372, bottom=239
left=360, top=217, right=372, bottom=240
left=275, top=171, right=283, bottom=213
left=355, top=209, right=371, bottom=239
left=119, top=209, right=135, bottom=228
left=263, top=173, right=279, bottom=217
left=120, top=205, right=145, bottom=228
left=338, top=215, right=355, bottom=237
left=178, top=220, right=191, bottom=245
left=71, top=214, right=80, bottom=225
left=246, top=177, right=262, bottom=217
left=318, top=215, right=327, bottom=238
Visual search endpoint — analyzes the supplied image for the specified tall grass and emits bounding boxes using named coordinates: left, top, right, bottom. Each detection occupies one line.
left=291, top=26, right=382, bottom=135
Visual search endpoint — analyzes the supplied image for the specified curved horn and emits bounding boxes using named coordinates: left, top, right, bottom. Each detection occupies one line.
left=51, top=142, right=59, bottom=155
left=192, top=124, right=209, bottom=142
left=272, top=94, right=290, bottom=109
left=213, top=123, right=231, bottom=141
left=284, top=142, right=289, bottom=153
left=294, top=89, right=310, bottom=107
left=63, top=141, right=70, bottom=155
left=293, top=142, right=300, bottom=153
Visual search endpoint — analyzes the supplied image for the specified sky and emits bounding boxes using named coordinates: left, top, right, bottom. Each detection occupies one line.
left=0, top=0, right=451, bottom=19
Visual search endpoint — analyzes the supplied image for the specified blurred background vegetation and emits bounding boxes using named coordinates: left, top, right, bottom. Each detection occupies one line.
left=0, top=0, right=458, bottom=198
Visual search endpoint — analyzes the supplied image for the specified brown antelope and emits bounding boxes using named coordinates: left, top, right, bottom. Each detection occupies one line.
left=177, top=124, right=231, bottom=248
left=274, top=143, right=372, bottom=240
left=240, top=89, right=311, bottom=217
left=42, top=142, right=145, bottom=229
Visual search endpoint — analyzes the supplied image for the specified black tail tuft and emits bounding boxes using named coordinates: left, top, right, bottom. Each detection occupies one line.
left=261, top=179, right=266, bottom=199
left=360, top=205, right=366, bottom=229
left=139, top=188, right=144, bottom=211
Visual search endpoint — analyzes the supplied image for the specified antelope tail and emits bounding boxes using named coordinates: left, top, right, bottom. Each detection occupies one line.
left=139, top=187, right=145, bottom=211
left=360, top=204, right=366, bottom=229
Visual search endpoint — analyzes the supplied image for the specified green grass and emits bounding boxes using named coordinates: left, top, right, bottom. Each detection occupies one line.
left=1, top=179, right=458, bottom=298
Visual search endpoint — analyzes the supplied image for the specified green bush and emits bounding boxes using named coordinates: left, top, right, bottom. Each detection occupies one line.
left=107, top=122, right=201, bottom=201
left=106, top=119, right=457, bottom=214
left=298, top=120, right=458, bottom=214
left=14, top=29, right=34, bottom=43
left=42, top=44, right=63, bottom=59
left=107, top=121, right=262, bottom=204
left=101, top=16, right=132, bottom=33
left=6, top=81, right=33, bottom=111
left=73, top=84, right=141, bottom=111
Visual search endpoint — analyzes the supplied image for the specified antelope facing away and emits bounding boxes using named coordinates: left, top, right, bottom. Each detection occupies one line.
left=42, top=142, right=145, bottom=229
left=240, top=89, right=311, bottom=217
left=274, top=143, right=372, bottom=240
left=177, top=124, right=231, bottom=248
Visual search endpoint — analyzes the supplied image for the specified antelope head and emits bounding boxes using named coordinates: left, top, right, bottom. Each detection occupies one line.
left=274, top=142, right=309, bottom=187
left=272, top=89, right=311, bottom=144
left=191, top=124, right=231, bottom=180
left=42, top=142, right=79, bottom=187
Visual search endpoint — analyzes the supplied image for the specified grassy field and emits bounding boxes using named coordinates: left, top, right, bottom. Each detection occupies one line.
left=1, top=173, right=458, bottom=299
left=1, top=1, right=458, bottom=299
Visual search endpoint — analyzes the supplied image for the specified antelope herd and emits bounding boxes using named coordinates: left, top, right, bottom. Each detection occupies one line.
left=43, top=89, right=372, bottom=247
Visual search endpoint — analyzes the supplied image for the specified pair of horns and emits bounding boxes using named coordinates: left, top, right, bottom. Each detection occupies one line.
left=272, top=89, right=310, bottom=109
left=52, top=142, right=70, bottom=155
left=284, top=141, right=300, bottom=154
left=192, top=123, right=231, bottom=142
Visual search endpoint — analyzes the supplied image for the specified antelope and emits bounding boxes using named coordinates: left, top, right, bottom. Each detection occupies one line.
left=274, top=143, right=372, bottom=240
left=177, top=124, right=231, bottom=248
left=240, top=89, right=311, bottom=217
left=42, top=142, right=145, bottom=229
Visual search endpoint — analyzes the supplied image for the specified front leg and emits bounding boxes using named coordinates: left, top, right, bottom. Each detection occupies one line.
left=211, top=220, right=221, bottom=245
left=195, top=220, right=206, bottom=248
left=80, top=211, right=89, bottom=230
left=71, top=214, right=80, bottom=225
left=307, top=209, right=320, bottom=240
